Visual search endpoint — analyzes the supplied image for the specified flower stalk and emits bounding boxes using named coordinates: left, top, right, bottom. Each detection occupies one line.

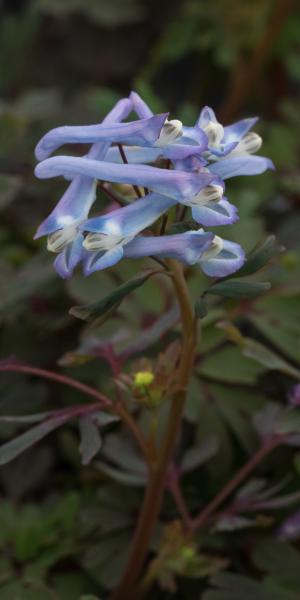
left=111, top=260, right=197, bottom=599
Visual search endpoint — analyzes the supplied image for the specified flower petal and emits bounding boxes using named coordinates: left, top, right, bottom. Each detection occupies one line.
left=124, top=230, right=213, bottom=264
left=35, top=156, right=215, bottom=201
left=83, top=245, right=124, bottom=276
left=130, top=91, right=154, bottom=119
left=53, top=232, right=84, bottom=279
left=200, top=239, right=245, bottom=277
left=105, top=145, right=162, bottom=164
left=84, top=192, right=175, bottom=237
left=191, top=197, right=238, bottom=226
left=34, top=177, right=97, bottom=238
left=209, top=156, right=275, bottom=179
left=35, top=114, right=168, bottom=161
left=35, top=97, right=133, bottom=238
left=223, top=117, right=258, bottom=144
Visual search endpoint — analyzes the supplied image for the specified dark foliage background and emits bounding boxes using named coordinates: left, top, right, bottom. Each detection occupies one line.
left=1, top=0, right=300, bottom=598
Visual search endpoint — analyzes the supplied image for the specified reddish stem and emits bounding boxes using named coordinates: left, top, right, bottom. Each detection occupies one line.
left=167, top=464, right=192, bottom=530
left=0, top=360, right=148, bottom=459
left=191, top=435, right=284, bottom=530
left=117, top=143, right=143, bottom=198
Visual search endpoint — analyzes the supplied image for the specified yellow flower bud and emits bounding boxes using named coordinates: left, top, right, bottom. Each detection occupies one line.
left=134, top=370, right=154, bottom=388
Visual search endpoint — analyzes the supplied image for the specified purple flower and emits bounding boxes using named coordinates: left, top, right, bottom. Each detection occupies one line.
left=35, top=97, right=133, bottom=278
left=83, top=229, right=214, bottom=276
left=82, top=192, right=175, bottom=276
left=35, top=113, right=169, bottom=161
left=35, top=156, right=214, bottom=202
left=83, top=228, right=244, bottom=278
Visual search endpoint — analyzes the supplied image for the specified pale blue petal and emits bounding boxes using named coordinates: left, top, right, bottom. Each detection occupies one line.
left=173, top=155, right=207, bottom=172
left=191, top=198, right=238, bottom=226
left=34, top=177, right=96, bottom=238
left=35, top=114, right=167, bottom=161
left=197, top=106, right=218, bottom=127
left=223, top=117, right=258, bottom=144
left=83, top=245, right=124, bottom=276
left=35, top=156, right=215, bottom=201
left=209, top=156, right=275, bottom=179
left=35, top=97, right=133, bottom=238
left=124, top=231, right=213, bottom=264
left=84, top=193, right=175, bottom=237
left=130, top=91, right=153, bottom=119
left=163, top=142, right=207, bottom=159
left=105, top=143, right=207, bottom=164
left=200, top=240, right=245, bottom=277
left=181, top=126, right=208, bottom=145
left=53, top=232, right=84, bottom=279
left=105, top=146, right=161, bottom=164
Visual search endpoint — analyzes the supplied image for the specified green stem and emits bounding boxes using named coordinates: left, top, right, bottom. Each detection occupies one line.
left=111, top=260, right=197, bottom=600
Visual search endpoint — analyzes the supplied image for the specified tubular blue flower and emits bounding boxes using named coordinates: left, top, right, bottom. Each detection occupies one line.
left=35, top=156, right=215, bottom=202
left=83, top=229, right=214, bottom=275
left=125, top=231, right=245, bottom=277
left=198, top=234, right=245, bottom=277
left=209, top=155, right=275, bottom=179
left=182, top=106, right=258, bottom=158
left=191, top=196, right=238, bottom=226
left=35, top=113, right=169, bottom=161
left=82, top=192, right=175, bottom=275
left=35, top=96, right=133, bottom=278
left=129, top=90, right=208, bottom=160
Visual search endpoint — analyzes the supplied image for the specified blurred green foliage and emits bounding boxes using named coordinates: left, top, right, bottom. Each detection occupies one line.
left=1, top=0, right=300, bottom=598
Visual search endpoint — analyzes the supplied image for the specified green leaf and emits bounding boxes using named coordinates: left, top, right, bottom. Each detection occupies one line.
left=207, top=280, right=271, bottom=299
left=275, top=409, right=300, bottom=435
left=253, top=539, right=300, bottom=588
left=237, top=235, right=281, bottom=277
left=242, top=338, right=300, bottom=380
left=79, top=415, right=102, bottom=466
left=70, top=270, right=159, bottom=326
left=195, top=296, right=208, bottom=319
left=249, top=294, right=300, bottom=364
left=203, top=572, right=292, bottom=600
left=200, top=346, right=266, bottom=385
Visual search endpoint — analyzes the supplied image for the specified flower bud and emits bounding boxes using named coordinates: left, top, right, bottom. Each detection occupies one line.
left=134, top=370, right=154, bottom=388
left=47, top=225, right=77, bottom=253
left=201, top=235, right=224, bottom=260
left=83, top=232, right=123, bottom=251
left=234, top=132, right=263, bottom=155
left=156, top=119, right=183, bottom=146
left=203, top=120, right=224, bottom=148
left=190, top=184, right=223, bottom=206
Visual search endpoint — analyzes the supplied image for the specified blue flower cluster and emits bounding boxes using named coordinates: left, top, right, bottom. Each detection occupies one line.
left=34, top=92, right=274, bottom=279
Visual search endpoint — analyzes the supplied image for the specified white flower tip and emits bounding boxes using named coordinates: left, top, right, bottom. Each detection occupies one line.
left=47, top=225, right=77, bottom=253
left=203, top=120, right=224, bottom=148
left=201, top=235, right=224, bottom=260
left=156, top=119, right=183, bottom=146
left=83, top=232, right=123, bottom=252
left=242, top=132, right=263, bottom=154
left=232, top=132, right=263, bottom=156
left=190, top=184, right=223, bottom=207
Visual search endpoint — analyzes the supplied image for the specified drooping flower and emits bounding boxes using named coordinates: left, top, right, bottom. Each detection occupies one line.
left=82, top=192, right=175, bottom=275
left=35, top=156, right=215, bottom=203
left=33, top=90, right=271, bottom=281
left=124, top=230, right=245, bottom=278
left=83, top=229, right=214, bottom=275
left=35, top=97, right=133, bottom=278
left=35, top=113, right=168, bottom=161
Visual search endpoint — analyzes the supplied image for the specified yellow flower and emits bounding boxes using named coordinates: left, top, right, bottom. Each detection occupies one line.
left=134, top=370, right=154, bottom=388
